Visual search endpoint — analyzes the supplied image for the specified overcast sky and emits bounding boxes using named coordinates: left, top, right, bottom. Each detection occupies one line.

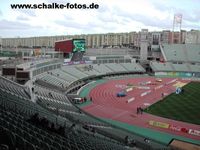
left=0, top=0, right=200, bottom=38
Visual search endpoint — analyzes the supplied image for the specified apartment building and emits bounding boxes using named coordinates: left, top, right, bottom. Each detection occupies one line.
left=2, top=30, right=199, bottom=49
left=185, top=30, right=200, bottom=44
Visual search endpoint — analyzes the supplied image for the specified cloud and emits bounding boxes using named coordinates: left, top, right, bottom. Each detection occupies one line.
left=100, top=5, right=170, bottom=29
left=183, top=11, right=200, bottom=23
left=193, top=10, right=200, bottom=22
left=56, top=20, right=87, bottom=29
left=16, top=15, right=29, bottom=21
left=96, top=11, right=118, bottom=23
left=0, top=0, right=199, bottom=37
left=16, top=9, right=36, bottom=17
left=0, top=10, right=2, bottom=16
left=0, top=19, right=41, bottom=30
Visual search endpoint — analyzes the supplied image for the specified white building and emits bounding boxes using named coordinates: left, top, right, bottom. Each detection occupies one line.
left=185, top=30, right=200, bottom=44
left=140, top=29, right=149, bottom=60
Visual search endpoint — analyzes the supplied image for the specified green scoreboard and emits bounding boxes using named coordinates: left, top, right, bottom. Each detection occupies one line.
left=73, top=39, right=86, bottom=53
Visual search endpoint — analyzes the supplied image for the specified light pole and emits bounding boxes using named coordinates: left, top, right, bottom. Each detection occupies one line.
left=0, top=36, right=2, bottom=53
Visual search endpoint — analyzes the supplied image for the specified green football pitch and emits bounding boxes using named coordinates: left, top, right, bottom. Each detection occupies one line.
left=145, top=82, right=200, bottom=125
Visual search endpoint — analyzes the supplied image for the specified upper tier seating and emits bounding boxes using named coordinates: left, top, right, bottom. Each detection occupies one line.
left=162, top=44, right=200, bottom=62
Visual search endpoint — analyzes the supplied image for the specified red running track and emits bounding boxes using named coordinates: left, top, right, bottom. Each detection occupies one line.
left=83, top=77, right=200, bottom=141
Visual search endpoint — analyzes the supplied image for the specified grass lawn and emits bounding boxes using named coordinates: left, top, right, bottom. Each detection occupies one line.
left=144, top=82, right=200, bottom=125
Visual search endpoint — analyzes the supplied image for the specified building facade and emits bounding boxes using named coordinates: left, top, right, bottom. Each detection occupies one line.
left=140, top=29, right=149, bottom=60
left=2, top=30, right=199, bottom=49
left=185, top=30, right=200, bottom=44
left=0, top=37, right=2, bottom=48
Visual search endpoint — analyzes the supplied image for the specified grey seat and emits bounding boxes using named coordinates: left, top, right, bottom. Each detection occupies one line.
left=40, top=141, right=50, bottom=150
left=0, top=144, right=9, bottom=150
left=15, top=134, right=25, bottom=150
left=25, top=141, right=36, bottom=150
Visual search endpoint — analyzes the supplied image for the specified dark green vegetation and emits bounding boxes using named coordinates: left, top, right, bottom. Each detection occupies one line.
left=145, top=82, right=200, bottom=125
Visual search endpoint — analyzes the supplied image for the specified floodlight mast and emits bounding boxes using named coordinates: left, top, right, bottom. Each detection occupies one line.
left=0, top=37, right=2, bottom=53
left=172, top=14, right=182, bottom=44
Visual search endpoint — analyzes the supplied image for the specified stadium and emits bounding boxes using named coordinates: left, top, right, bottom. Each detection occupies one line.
left=0, top=33, right=200, bottom=150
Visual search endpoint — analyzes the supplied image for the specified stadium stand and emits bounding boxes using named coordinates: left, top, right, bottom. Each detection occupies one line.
left=186, top=44, right=200, bottom=62
left=34, top=86, right=71, bottom=104
left=75, top=65, right=101, bottom=76
left=161, top=44, right=187, bottom=62
left=0, top=106, right=130, bottom=150
left=190, top=64, right=200, bottom=72
left=0, top=76, right=30, bottom=99
left=172, top=63, right=189, bottom=72
left=92, top=64, right=113, bottom=74
left=53, top=69, right=78, bottom=83
left=62, top=66, right=88, bottom=79
left=0, top=75, right=133, bottom=150
left=40, top=73, right=68, bottom=88
left=150, top=61, right=173, bottom=72
left=150, top=61, right=200, bottom=73
left=34, top=86, right=77, bottom=113
left=37, top=63, right=145, bottom=89
left=121, top=63, right=146, bottom=72
left=161, top=44, right=200, bottom=62
left=105, top=63, right=128, bottom=72
left=2, top=49, right=193, bottom=150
